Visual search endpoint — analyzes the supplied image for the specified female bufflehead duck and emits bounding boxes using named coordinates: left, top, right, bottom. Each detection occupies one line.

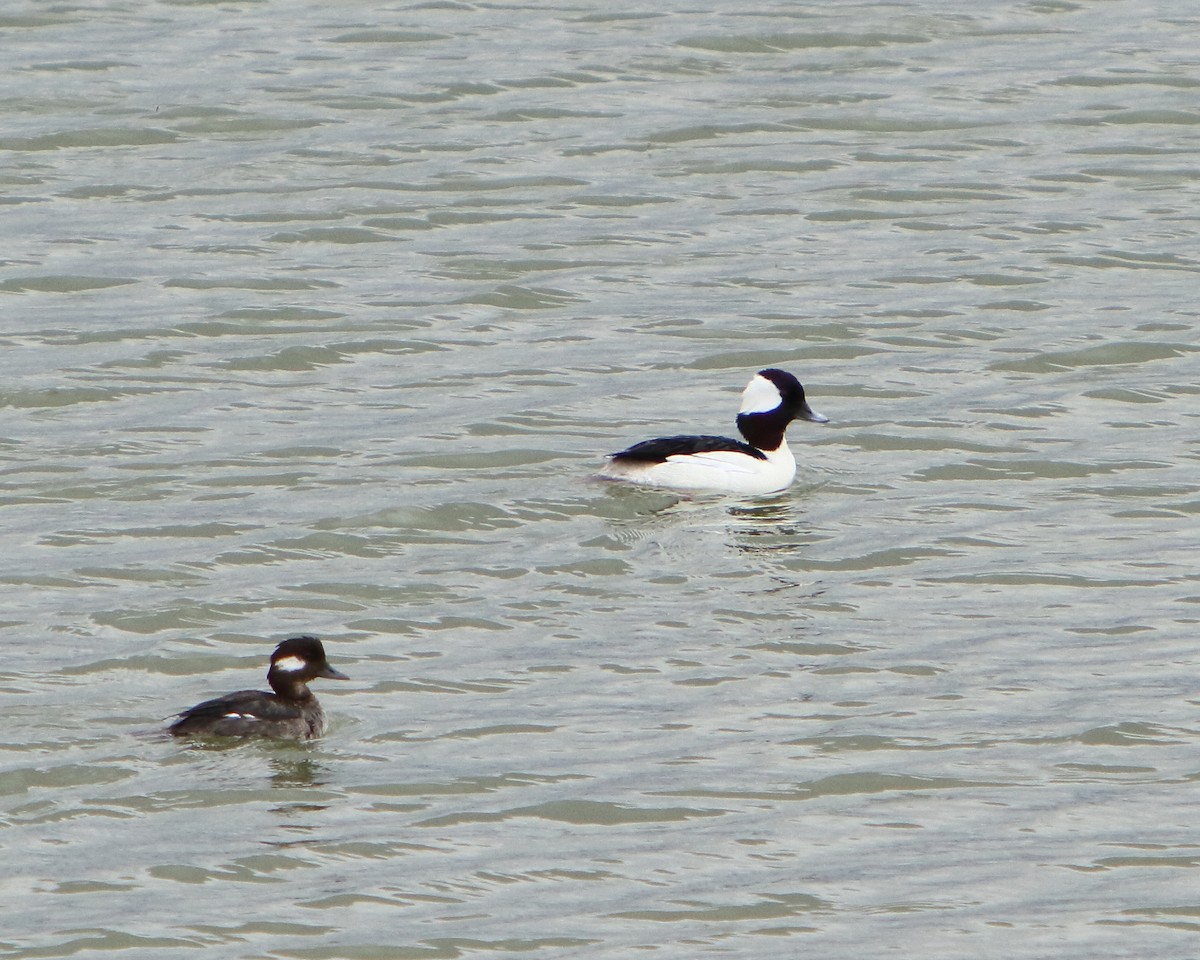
left=168, top=635, right=348, bottom=740
left=599, top=369, right=828, bottom=495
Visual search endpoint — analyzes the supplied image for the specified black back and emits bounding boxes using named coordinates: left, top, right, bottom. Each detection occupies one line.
left=611, top=434, right=767, bottom=464
left=170, top=689, right=304, bottom=729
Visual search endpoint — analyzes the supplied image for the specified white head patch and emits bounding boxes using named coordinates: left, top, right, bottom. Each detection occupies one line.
left=273, top=655, right=306, bottom=673
left=739, top=374, right=783, bottom=415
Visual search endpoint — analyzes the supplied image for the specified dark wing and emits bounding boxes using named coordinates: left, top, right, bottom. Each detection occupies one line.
left=610, top=434, right=766, bottom=464
left=168, top=689, right=303, bottom=736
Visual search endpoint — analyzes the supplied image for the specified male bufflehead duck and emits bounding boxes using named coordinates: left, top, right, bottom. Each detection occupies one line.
left=598, top=368, right=828, bottom=495
left=168, top=635, right=348, bottom=740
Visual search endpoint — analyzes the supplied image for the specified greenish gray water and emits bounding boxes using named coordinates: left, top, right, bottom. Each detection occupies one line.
left=2, top=1, right=1199, bottom=958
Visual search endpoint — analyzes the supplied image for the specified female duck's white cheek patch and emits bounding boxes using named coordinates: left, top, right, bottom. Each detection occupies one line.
left=273, top=655, right=306, bottom=673
left=739, top=375, right=782, bottom=414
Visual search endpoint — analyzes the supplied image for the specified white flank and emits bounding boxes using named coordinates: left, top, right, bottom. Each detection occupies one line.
left=603, top=441, right=796, bottom=495
left=223, top=712, right=258, bottom=721
left=273, top=655, right=306, bottom=673
left=738, top=374, right=783, bottom=415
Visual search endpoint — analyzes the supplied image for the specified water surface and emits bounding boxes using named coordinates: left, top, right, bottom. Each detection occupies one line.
left=3, top=1, right=1199, bottom=958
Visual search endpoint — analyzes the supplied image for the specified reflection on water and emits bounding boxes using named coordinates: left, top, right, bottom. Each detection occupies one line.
left=269, top=756, right=328, bottom=791
left=727, top=496, right=827, bottom=557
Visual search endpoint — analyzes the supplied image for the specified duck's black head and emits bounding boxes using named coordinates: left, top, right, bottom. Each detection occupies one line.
left=267, top=635, right=349, bottom=698
left=736, top=369, right=828, bottom=450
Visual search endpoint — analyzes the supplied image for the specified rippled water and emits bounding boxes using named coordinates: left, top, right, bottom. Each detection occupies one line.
left=3, top=1, right=1199, bottom=957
